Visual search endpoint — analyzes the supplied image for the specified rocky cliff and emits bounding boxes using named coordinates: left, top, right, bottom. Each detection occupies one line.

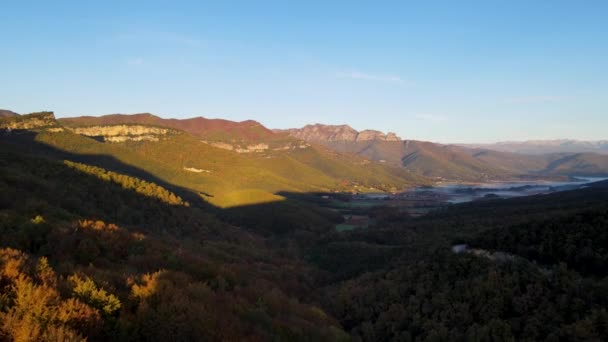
left=67, top=125, right=176, bottom=142
left=281, top=124, right=401, bottom=142
left=0, top=111, right=59, bottom=130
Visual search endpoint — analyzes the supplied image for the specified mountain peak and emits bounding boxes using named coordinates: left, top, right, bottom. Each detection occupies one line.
left=282, top=124, right=401, bottom=142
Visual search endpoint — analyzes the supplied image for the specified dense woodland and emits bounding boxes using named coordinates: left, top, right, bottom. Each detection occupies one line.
left=1, top=117, right=608, bottom=341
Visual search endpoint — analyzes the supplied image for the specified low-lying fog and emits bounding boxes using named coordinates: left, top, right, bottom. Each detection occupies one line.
left=421, top=177, right=608, bottom=203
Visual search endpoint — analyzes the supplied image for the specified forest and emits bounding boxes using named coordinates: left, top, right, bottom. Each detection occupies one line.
left=1, top=124, right=608, bottom=341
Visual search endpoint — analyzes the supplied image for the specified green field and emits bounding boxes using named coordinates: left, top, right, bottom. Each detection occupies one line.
left=335, top=223, right=358, bottom=232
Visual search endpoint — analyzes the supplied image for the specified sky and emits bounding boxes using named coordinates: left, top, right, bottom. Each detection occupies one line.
left=1, top=1, right=607, bottom=143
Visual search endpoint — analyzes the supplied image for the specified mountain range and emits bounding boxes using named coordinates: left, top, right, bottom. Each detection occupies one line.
left=282, top=124, right=608, bottom=181
left=3, top=112, right=608, bottom=187
left=461, top=140, right=608, bottom=155
left=1, top=112, right=427, bottom=208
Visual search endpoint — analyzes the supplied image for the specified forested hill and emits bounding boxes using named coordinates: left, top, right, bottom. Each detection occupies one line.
left=311, top=182, right=608, bottom=341
left=0, top=136, right=350, bottom=340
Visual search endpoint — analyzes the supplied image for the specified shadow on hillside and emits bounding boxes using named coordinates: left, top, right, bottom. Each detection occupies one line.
left=6, top=130, right=608, bottom=241
left=1, top=131, right=214, bottom=211
left=0, top=131, right=347, bottom=237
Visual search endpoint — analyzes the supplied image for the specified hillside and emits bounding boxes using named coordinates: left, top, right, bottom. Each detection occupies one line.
left=0, top=109, right=19, bottom=118
left=401, top=141, right=608, bottom=180
left=0, top=141, right=349, bottom=341
left=539, top=152, right=608, bottom=176
left=5, top=113, right=428, bottom=209
left=400, top=140, right=518, bottom=181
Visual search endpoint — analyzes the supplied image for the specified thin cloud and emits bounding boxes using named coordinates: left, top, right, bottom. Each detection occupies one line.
left=339, top=71, right=405, bottom=84
left=507, top=96, right=567, bottom=104
left=160, top=32, right=201, bottom=47
left=115, top=31, right=202, bottom=48
left=127, top=57, right=144, bottom=66
left=414, top=113, right=448, bottom=123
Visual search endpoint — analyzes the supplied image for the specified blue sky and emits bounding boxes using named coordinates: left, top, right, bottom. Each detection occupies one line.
left=1, top=1, right=606, bottom=143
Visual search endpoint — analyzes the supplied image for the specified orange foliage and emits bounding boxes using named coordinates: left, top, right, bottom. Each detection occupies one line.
left=0, top=248, right=102, bottom=340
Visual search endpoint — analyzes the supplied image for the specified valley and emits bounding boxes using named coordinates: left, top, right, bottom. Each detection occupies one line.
left=2, top=111, right=608, bottom=341
left=3, top=3, right=607, bottom=340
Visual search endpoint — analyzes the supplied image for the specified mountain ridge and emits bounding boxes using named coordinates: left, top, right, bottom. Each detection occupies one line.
left=277, top=123, right=401, bottom=142
left=276, top=124, right=608, bottom=181
left=0, top=109, right=19, bottom=118
left=15, top=114, right=608, bottom=182
left=60, top=113, right=277, bottom=142
left=461, top=139, right=608, bottom=155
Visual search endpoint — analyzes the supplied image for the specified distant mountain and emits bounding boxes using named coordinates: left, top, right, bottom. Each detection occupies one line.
left=462, top=140, right=608, bottom=155
left=0, top=109, right=19, bottom=118
left=402, top=141, right=608, bottom=180
left=277, top=124, right=400, bottom=142
left=400, top=141, right=522, bottom=181
left=282, top=124, right=530, bottom=181
left=539, top=152, right=608, bottom=176
left=282, top=124, right=608, bottom=181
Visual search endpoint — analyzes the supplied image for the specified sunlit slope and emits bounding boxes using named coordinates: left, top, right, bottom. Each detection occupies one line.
left=115, top=133, right=427, bottom=206
left=310, top=140, right=408, bottom=167
left=0, top=139, right=348, bottom=341
left=29, top=127, right=426, bottom=207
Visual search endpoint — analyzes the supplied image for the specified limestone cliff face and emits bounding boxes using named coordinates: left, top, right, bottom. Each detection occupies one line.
left=201, top=140, right=310, bottom=153
left=284, top=124, right=358, bottom=142
left=385, top=132, right=401, bottom=141
left=67, top=125, right=175, bottom=142
left=282, top=124, right=401, bottom=142
left=0, top=112, right=58, bottom=130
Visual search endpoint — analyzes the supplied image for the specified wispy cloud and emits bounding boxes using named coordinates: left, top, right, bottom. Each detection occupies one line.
left=507, top=96, right=567, bottom=104
left=159, top=32, right=201, bottom=47
left=127, top=57, right=144, bottom=66
left=414, top=113, right=448, bottom=123
left=115, top=31, right=202, bottom=48
left=339, top=71, right=405, bottom=84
